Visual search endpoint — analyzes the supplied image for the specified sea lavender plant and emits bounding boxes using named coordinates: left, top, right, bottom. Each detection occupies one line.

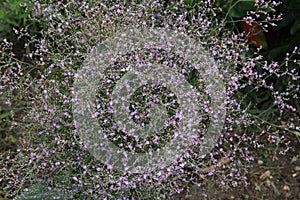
left=0, top=0, right=299, bottom=199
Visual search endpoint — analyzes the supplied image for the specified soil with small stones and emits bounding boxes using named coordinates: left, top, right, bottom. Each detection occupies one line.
left=174, top=133, right=300, bottom=200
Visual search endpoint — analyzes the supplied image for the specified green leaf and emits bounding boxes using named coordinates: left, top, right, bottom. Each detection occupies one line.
left=0, top=24, right=10, bottom=32
left=3, top=17, right=19, bottom=26
left=184, top=0, right=194, bottom=6
left=290, top=18, right=300, bottom=35
left=255, top=184, right=261, bottom=191
left=228, top=0, right=255, bottom=18
left=14, top=183, right=65, bottom=200
left=6, top=135, right=17, bottom=143
left=265, top=45, right=290, bottom=61
left=0, top=108, right=24, bottom=119
left=0, top=111, right=14, bottom=120
left=275, top=13, right=295, bottom=30
left=292, top=130, right=300, bottom=137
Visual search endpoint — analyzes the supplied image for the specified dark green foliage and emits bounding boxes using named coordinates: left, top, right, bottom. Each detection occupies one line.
left=0, top=0, right=32, bottom=32
left=264, top=0, right=300, bottom=61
